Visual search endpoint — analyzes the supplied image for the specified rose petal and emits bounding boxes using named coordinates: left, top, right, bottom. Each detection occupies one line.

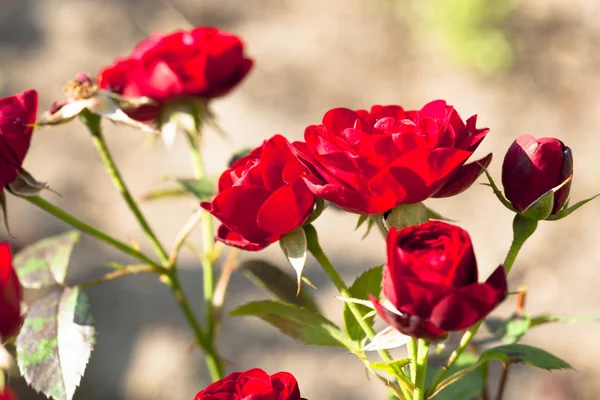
left=256, top=181, right=314, bottom=236
left=434, top=153, right=493, bottom=198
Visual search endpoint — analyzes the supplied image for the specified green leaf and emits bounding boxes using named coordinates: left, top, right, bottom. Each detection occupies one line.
left=370, top=358, right=411, bottom=376
left=13, top=231, right=80, bottom=288
left=228, top=147, right=254, bottom=167
left=479, top=344, right=571, bottom=370
left=174, top=178, right=214, bottom=200
left=241, top=260, right=319, bottom=313
left=484, top=314, right=532, bottom=344
left=530, top=314, right=600, bottom=327
left=427, top=351, right=486, bottom=400
left=279, top=227, right=307, bottom=293
left=230, top=300, right=353, bottom=349
left=16, top=287, right=95, bottom=400
left=431, top=344, right=570, bottom=399
left=344, top=266, right=383, bottom=342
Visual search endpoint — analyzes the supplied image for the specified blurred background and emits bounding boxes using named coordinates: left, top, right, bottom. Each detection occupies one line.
left=2, top=0, right=600, bottom=398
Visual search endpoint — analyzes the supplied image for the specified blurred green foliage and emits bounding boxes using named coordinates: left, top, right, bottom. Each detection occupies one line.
left=407, top=0, right=516, bottom=73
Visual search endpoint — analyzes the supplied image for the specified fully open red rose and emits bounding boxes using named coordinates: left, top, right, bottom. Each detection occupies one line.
left=502, top=134, right=572, bottom=214
left=370, top=221, right=507, bottom=340
left=294, top=100, right=491, bottom=214
left=195, top=368, right=304, bottom=400
left=97, top=27, right=253, bottom=121
left=201, top=135, right=315, bottom=251
left=0, top=90, right=38, bottom=187
left=0, top=243, right=22, bottom=342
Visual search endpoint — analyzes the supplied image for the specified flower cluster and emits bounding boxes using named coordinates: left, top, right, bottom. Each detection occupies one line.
left=0, top=23, right=595, bottom=400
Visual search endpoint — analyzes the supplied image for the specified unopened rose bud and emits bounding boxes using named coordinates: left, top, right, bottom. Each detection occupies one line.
left=502, top=134, right=572, bottom=217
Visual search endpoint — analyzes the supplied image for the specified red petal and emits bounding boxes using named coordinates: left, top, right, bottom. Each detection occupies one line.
left=214, top=225, right=268, bottom=251
left=369, top=147, right=471, bottom=204
left=302, top=175, right=396, bottom=215
left=434, top=153, right=492, bottom=198
left=207, top=185, right=275, bottom=244
left=430, top=266, right=507, bottom=331
left=256, top=181, right=314, bottom=236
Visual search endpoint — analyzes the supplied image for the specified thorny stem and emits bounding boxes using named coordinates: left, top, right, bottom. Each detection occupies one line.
left=303, top=224, right=413, bottom=398
left=184, top=127, right=217, bottom=341
left=426, top=214, right=537, bottom=396
left=24, top=195, right=164, bottom=271
left=81, top=109, right=170, bottom=265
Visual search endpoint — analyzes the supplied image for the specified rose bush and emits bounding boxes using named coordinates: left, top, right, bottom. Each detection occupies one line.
left=502, top=134, right=572, bottom=214
left=97, top=27, right=253, bottom=121
left=201, top=134, right=315, bottom=250
left=0, top=243, right=22, bottom=342
left=370, top=221, right=507, bottom=340
left=294, top=100, right=491, bottom=214
left=194, top=368, right=304, bottom=400
left=0, top=90, right=38, bottom=188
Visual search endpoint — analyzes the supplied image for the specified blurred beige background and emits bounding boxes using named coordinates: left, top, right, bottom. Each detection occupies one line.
left=2, top=0, right=600, bottom=399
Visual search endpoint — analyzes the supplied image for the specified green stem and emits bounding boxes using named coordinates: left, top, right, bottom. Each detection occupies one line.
left=407, top=338, right=418, bottom=382
left=504, top=214, right=538, bottom=274
left=80, top=264, right=156, bottom=289
left=184, top=128, right=216, bottom=341
left=81, top=110, right=169, bottom=265
left=303, top=224, right=413, bottom=397
left=24, top=195, right=164, bottom=271
left=413, top=339, right=430, bottom=400
left=426, top=213, right=538, bottom=396
left=167, top=271, right=223, bottom=381
left=185, top=129, right=206, bottom=178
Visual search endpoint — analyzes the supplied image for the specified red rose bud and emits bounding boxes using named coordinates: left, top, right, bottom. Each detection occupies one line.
left=0, top=90, right=38, bottom=188
left=502, top=134, right=572, bottom=216
left=201, top=135, right=315, bottom=251
left=294, top=100, right=491, bottom=215
left=0, top=243, right=23, bottom=342
left=370, top=221, right=507, bottom=341
left=195, top=368, right=304, bottom=400
left=97, top=27, right=253, bottom=121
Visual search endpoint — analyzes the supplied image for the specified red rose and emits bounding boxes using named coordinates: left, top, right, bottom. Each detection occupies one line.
left=0, top=90, right=38, bottom=187
left=0, top=387, right=17, bottom=400
left=502, top=134, right=572, bottom=214
left=294, top=100, right=491, bottom=214
left=0, top=243, right=22, bottom=342
left=195, top=368, right=304, bottom=400
left=201, top=135, right=315, bottom=251
left=370, top=221, right=507, bottom=340
left=97, top=27, right=253, bottom=120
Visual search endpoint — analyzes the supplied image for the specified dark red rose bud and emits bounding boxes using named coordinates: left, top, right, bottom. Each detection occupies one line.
left=195, top=368, right=304, bottom=400
left=97, top=27, right=253, bottom=121
left=0, top=90, right=38, bottom=188
left=201, top=135, right=315, bottom=251
left=0, top=243, right=22, bottom=342
left=502, top=134, right=573, bottom=215
left=370, top=221, right=507, bottom=341
left=294, top=100, right=490, bottom=215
